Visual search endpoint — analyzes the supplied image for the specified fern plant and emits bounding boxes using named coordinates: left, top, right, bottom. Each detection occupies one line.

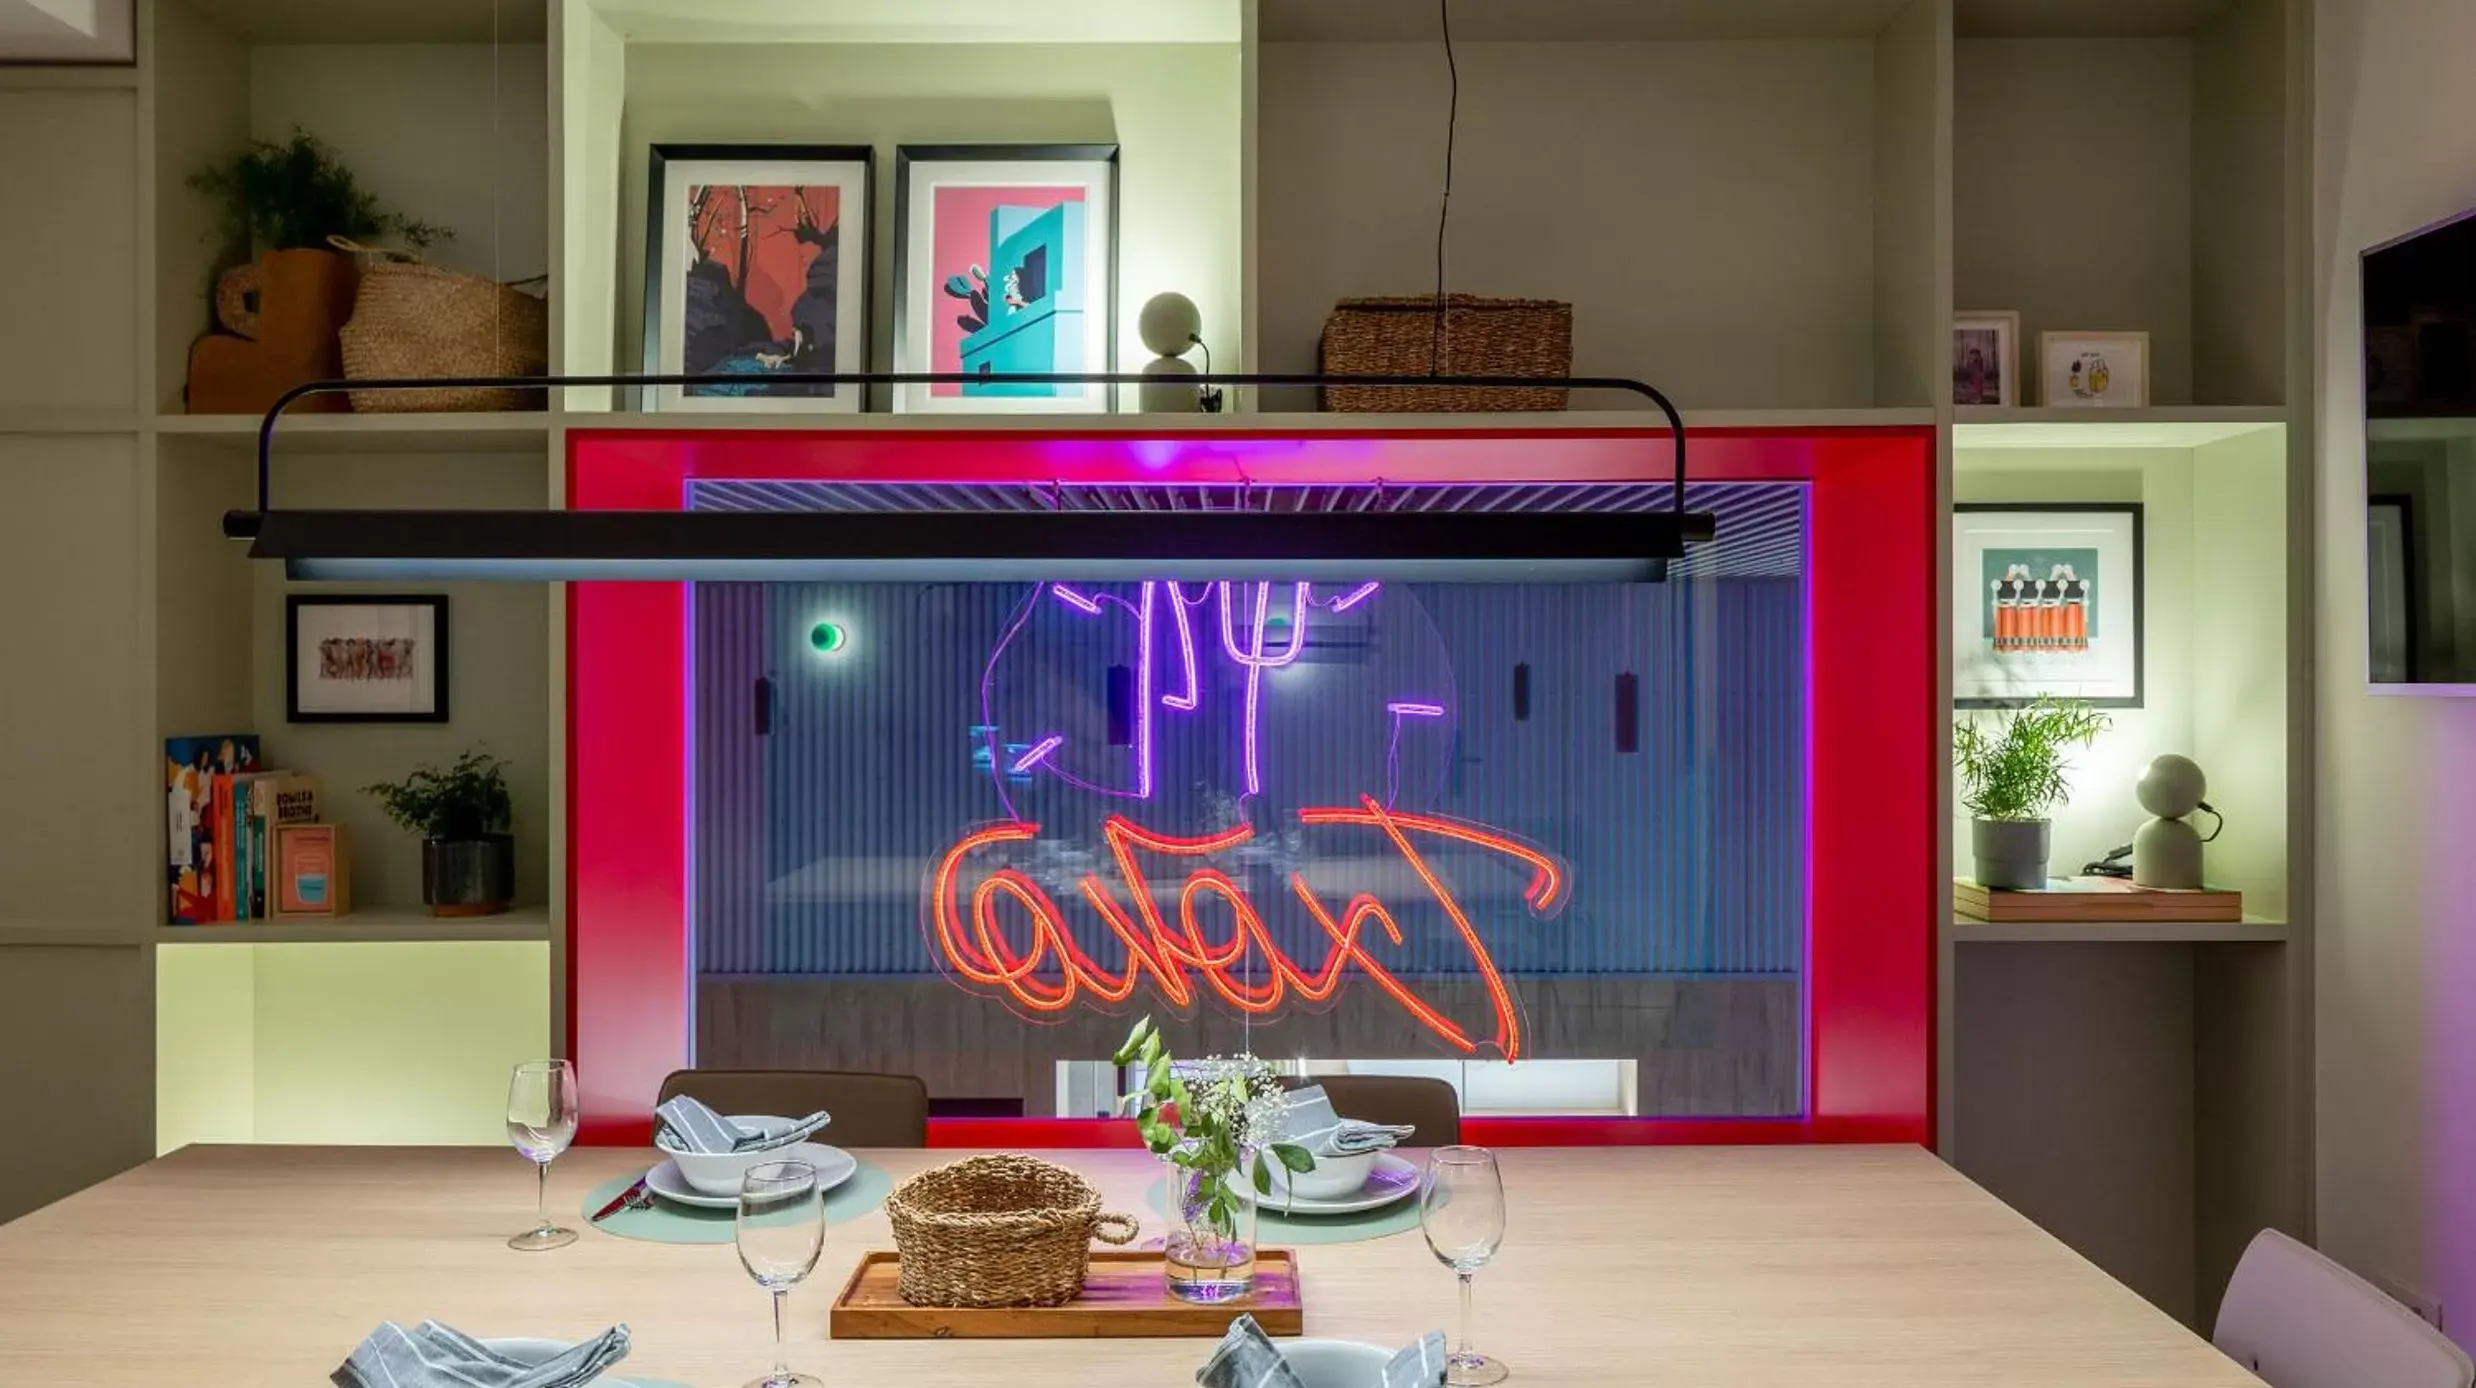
left=1953, top=697, right=2110, bottom=821
left=188, top=128, right=450, bottom=254
left=364, top=751, right=512, bottom=841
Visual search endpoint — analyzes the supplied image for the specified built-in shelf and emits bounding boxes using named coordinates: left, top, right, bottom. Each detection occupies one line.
left=155, top=412, right=552, bottom=454
left=0, top=920, right=143, bottom=946
left=1955, top=0, right=2245, bottom=39
left=153, top=906, right=551, bottom=945
left=1259, top=0, right=1916, bottom=41
left=1946, top=916, right=2288, bottom=944
left=1955, top=406, right=2288, bottom=449
left=563, top=407, right=1938, bottom=435
left=593, top=0, right=1234, bottom=44
left=0, top=409, right=143, bottom=434
left=176, top=0, right=549, bottom=44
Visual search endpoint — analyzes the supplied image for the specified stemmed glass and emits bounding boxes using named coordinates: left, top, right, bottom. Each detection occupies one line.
left=737, top=1160, right=826, bottom=1388
left=504, top=1059, right=579, bottom=1251
left=1420, top=1145, right=1509, bottom=1386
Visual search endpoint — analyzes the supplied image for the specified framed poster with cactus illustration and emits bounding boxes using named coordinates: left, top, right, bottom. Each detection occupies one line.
left=891, top=144, right=1118, bottom=414
left=641, top=144, right=872, bottom=412
left=1953, top=504, right=2144, bottom=708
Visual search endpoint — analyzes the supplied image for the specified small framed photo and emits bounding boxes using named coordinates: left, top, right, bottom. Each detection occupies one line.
left=286, top=595, right=448, bottom=723
left=2040, top=331, right=2151, bottom=407
left=641, top=144, right=873, bottom=413
left=892, top=143, right=1119, bottom=414
left=1953, top=504, right=2144, bottom=708
left=1953, top=311, right=2018, bottom=406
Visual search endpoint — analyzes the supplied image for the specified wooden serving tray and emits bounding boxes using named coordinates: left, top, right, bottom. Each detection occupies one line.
left=828, top=1249, right=1303, bottom=1340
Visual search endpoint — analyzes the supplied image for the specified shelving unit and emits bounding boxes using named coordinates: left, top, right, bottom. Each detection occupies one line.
left=153, top=906, right=553, bottom=944
left=0, top=0, right=2316, bottom=1318
left=1947, top=917, right=2289, bottom=945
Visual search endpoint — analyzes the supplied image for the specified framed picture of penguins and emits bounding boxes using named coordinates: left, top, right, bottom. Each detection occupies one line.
left=1953, top=503, right=2144, bottom=708
left=641, top=144, right=872, bottom=412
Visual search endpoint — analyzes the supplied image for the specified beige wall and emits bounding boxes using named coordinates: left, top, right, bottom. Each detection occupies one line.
left=2313, top=0, right=2476, bottom=1341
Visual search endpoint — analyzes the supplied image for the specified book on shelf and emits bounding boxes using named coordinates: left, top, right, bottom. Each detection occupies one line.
left=233, top=772, right=323, bottom=922
left=1953, top=876, right=2244, bottom=924
left=274, top=822, right=350, bottom=919
left=164, top=734, right=258, bottom=925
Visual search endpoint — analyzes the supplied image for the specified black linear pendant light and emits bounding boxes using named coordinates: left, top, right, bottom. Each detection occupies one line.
left=224, top=371, right=1715, bottom=583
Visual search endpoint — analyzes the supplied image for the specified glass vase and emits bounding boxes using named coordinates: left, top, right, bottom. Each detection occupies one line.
left=1162, top=1158, right=1259, bottom=1304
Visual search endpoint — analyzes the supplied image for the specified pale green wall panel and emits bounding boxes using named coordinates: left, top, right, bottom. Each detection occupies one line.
left=156, top=944, right=258, bottom=1155
left=249, top=942, right=551, bottom=1144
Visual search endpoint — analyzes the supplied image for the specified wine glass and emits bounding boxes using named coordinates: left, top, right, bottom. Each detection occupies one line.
left=1420, top=1145, right=1509, bottom=1386
left=504, top=1059, right=579, bottom=1251
left=737, top=1160, right=826, bottom=1388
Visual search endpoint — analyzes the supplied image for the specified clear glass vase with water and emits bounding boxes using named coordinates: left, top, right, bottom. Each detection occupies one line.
left=1164, top=1157, right=1260, bottom=1303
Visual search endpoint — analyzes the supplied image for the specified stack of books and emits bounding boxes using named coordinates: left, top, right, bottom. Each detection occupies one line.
left=1953, top=876, right=2244, bottom=923
left=165, top=734, right=342, bottom=923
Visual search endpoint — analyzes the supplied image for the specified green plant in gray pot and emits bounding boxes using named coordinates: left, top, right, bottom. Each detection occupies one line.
left=365, top=750, right=515, bottom=917
left=1953, top=698, right=2109, bottom=890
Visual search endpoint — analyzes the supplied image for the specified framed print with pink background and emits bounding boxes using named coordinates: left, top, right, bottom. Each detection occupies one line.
left=892, top=144, right=1118, bottom=414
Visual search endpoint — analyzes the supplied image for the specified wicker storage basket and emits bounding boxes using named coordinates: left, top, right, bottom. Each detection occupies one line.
left=883, top=1155, right=1139, bottom=1309
left=332, top=237, right=547, bottom=413
left=1317, top=294, right=1573, bottom=412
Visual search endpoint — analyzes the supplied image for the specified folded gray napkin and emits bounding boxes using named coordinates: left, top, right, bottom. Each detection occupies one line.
left=1282, top=1086, right=1416, bottom=1156
left=652, top=1093, right=830, bottom=1154
left=332, top=1320, right=630, bottom=1388
left=1196, top=1315, right=1448, bottom=1388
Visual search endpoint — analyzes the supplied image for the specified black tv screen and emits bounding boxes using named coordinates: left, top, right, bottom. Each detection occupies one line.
left=2363, top=209, right=2476, bottom=685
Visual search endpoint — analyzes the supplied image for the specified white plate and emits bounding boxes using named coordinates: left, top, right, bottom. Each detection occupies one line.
left=1227, top=1151, right=1419, bottom=1216
left=643, top=1142, right=857, bottom=1210
left=1280, top=1339, right=1392, bottom=1388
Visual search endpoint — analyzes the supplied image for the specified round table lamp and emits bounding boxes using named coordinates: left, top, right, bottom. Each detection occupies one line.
left=1138, top=292, right=1220, bottom=412
left=2132, top=754, right=2208, bottom=889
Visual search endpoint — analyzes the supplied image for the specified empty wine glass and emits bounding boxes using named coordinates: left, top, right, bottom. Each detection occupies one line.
left=504, top=1059, right=579, bottom=1251
left=1421, top=1145, right=1509, bottom=1386
left=737, top=1160, right=826, bottom=1388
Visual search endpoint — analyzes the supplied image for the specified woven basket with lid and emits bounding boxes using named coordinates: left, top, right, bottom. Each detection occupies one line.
left=883, top=1155, right=1138, bottom=1308
left=1317, top=294, right=1573, bottom=412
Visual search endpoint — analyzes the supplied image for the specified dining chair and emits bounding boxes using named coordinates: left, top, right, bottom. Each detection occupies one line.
left=2213, top=1229, right=2472, bottom=1388
left=1285, top=1074, right=1463, bottom=1146
left=656, top=1068, right=931, bottom=1148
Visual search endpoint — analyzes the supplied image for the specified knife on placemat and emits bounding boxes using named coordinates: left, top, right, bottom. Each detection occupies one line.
left=589, top=1176, right=651, bottom=1223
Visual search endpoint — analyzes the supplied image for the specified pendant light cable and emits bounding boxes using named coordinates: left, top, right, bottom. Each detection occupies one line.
left=1429, top=0, right=1458, bottom=375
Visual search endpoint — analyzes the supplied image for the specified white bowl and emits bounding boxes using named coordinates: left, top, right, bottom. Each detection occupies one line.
left=1269, top=1133, right=1378, bottom=1200
left=1278, top=1339, right=1392, bottom=1388
left=652, top=1115, right=801, bottom=1197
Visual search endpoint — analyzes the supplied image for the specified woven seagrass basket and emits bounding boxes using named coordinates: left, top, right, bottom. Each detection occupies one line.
left=883, top=1155, right=1139, bottom=1308
left=331, top=236, right=547, bottom=413
left=1317, top=294, right=1572, bottom=412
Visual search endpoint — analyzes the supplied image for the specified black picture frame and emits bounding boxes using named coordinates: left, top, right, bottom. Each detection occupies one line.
left=1953, top=502, right=2145, bottom=709
left=640, top=143, right=876, bottom=413
left=286, top=595, right=450, bottom=724
left=891, top=143, right=1120, bottom=414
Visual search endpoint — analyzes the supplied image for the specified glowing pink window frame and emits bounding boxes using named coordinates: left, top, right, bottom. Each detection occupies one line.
left=566, top=424, right=1936, bottom=1147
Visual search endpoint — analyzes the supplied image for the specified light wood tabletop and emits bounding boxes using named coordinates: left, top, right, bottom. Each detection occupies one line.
left=0, top=1143, right=2257, bottom=1387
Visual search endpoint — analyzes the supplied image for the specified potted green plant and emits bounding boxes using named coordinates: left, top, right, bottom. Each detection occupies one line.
left=1114, top=1017, right=1314, bottom=1304
left=1953, top=697, right=2111, bottom=889
left=189, top=128, right=449, bottom=259
left=364, top=751, right=515, bottom=917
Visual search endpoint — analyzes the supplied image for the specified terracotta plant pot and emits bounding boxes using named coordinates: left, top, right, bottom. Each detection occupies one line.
left=185, top=247, right=357, bottom=414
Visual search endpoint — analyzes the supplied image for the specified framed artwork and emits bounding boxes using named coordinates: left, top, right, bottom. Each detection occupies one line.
left=2039, top=330, right=2150, bottom=407
left=1953, top=505, right=2144, bottom=708
left=642, top=144, right=872, bottom=412
left=287, top=595, right=449, bottom=723
left=892, top=143, right=1119, bottom=414
left=1953, top=311, right=2018, bottom=406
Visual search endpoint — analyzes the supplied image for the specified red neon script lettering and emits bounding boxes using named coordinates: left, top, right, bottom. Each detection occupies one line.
left=925, top=796, right=1563, bottom=1059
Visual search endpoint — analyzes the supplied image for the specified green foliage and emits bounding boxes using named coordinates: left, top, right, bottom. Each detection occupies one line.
left=1113, top=1016, right=1314, bottom=1241
left=364, top=750, right=512, bottom=841
left=1952, top=697, right=2111, bottom=821
left=187, top=128, right=451, bottom=255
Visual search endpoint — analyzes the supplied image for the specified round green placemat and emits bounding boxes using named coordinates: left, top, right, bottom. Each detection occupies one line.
left=1145, top=1177, right=1422, bottom=1246
left=580, top=1160, right=893, bottom=1245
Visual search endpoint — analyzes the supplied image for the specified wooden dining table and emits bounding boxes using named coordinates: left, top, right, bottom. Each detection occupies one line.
left=0, top=1143, right=2259, bottom=1386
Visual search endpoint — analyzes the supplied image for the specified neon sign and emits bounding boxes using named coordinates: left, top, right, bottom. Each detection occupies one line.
left=926, top=795, right=1566, bottom=1060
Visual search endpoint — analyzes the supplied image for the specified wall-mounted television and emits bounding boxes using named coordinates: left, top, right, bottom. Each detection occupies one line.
left=2363, top=207, right=2476, bottom=686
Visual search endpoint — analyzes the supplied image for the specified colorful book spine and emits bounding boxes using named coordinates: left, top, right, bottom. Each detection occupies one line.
left=164, top=734, right=258, bottom=925
left=212, top=773, right=234, bottom=923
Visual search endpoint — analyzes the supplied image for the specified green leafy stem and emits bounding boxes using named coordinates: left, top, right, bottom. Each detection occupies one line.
left=1113, top=1016, right=1314, bottom=1242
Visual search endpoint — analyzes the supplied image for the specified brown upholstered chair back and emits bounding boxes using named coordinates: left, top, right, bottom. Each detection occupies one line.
left=656, top=1068, right=930, bottom=1148
left=1293, top=1074, right=1463, bottom=1147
